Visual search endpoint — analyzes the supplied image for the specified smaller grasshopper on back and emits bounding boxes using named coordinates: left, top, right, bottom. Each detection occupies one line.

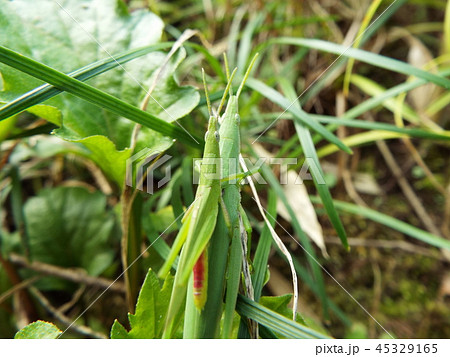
left=217, top=54, right=259, bottom=338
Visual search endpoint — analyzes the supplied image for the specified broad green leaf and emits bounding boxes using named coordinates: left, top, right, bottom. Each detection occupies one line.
left=147, top=206, right=177, bottom=233
left=110, top=320, right=130, bottom=339
left=15, top=321, right=61, bottom=339
left=24, top=187, right=117, bottom=288
left=110, top=269, right=174, bottom=339
left=8, top=136, right=89, bottom=165
left=0, top=0, right=200, bottom=185
left=72, top=135, right=132, bottom=187
left=25, top=105, right=62, bottom=126
left=141, top=205, right=179, bottom=270
left=143, top=49, right=199, bottom=122
left=0, top=0, right=163, bottom=101
left=0, top=115, right=16, bottom=142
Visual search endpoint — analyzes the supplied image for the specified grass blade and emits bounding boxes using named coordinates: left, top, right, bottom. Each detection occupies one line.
left=237, top=12, right=265, bottom=77
left=0, top=45, right=201, bottom=148
left=246, top=78, right=352, bottom=154
left=236, top=295, right=331, bottom=339
left=310, top=196, right=450, bottom=250
left=279, top=78, right=348, bottom=249
left=246, top=145, right=331, bottom=319
left=350, top=74, right=420, bottom=124
left=310, top=115, right=450, bottom=141
left=316, top=130, right=408, bottom=158
left=252, top=0, right=408, bottom=106
left=345, top=68, right=450, bottom=120
left=270, top=37, right=450, bottom=89
left=0, top=43, right=173, bottom=121
left=342, top=0, right=383, bottom=95
left=252, top=189, right=277, bottom=301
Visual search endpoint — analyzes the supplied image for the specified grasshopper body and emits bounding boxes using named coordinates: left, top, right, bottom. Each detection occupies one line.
left=162, top=115, right=221, bottom=338
left=162, top=58, right=259, bottom=338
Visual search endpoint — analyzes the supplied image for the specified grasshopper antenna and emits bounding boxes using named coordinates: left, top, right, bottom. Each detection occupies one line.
left=223, top=53, right=233, bottom=96
left=217, top=64, right=237, bottom=117
left=236, top=53, right=259, bottom=98
left=202, top=68, right=213, bottom=117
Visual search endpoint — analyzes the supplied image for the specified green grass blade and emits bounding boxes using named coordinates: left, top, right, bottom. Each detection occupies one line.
left=344, top=68, right=450, bottom=120
left=426, top=90, right=450, bottom=117
left=252, top=189, right=277, bottom=301
left=295, top=122, right=349, bottom=249
left=310, top=196, right=450, bottom=250
left=222, top=224, right=244, bottom=338
left=0, top=45, right=201, bottom=148
left=279, top=78, right=348, bottom=249
left=227, top=6, right=247, bottom=69
left=292, top=258, right=351, bottom=326
left=350, top=74, right=420, bottom=124
left=237, top=12, right=265, bottom=77
left=270, top=37, right=450, bottom=89
left=246, top=78, right=352, bottom=154
left=236, top=295, right=331, bottom=339
left=0, top=43, right=173, bottom=121
left=316, top=130, right=409, bottom=158
left=342, top=0, right=383, bottom=95
left=304, top=0, right=408, bottom=104
left=310, top=115, right=450, bottom=141
left=181, top=157, right=195, bottom=205
left=252, top=0, right=407, bottom=106
left=10, top=166, right=30, bottom=258
left=246, top=144, right=330, bottom=319
left=170, top=170, right=184, bottom=229
left=126, top=194, right=144, bottom=312
left=259, top=112, right=450, bottom=141
left=444, top=0, right=450, bottom=53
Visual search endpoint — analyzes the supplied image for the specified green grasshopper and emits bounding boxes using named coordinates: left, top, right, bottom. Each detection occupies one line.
left=160, top=59, right=258, bottom=338
left=160, top=114, right=220, bottom=338
left=160, top=68, right=236, bottom=338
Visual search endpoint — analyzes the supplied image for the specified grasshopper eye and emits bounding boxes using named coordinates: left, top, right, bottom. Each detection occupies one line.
left=214, top=131, right=220, bottom=142
left=235, top=114, right=240, bottom=124
left=204, top=130, right=209, bottom=141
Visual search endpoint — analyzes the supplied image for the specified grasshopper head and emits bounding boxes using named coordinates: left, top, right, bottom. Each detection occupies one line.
left=204, top=115, right=219, bottom=144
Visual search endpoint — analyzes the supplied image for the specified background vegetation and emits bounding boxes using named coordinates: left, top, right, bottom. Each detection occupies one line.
left=1, top=0, right=449, bottom=338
